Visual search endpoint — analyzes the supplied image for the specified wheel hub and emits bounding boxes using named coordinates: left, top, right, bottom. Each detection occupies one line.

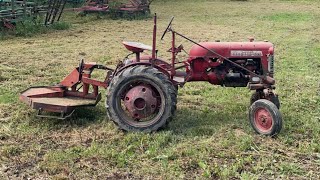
left=124, top=85, right=158, bottom=119
left=255, top=108, right=273, bottom=132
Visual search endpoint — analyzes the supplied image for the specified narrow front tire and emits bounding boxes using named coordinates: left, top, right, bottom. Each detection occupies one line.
left=249, top=99, right=282, bottom=136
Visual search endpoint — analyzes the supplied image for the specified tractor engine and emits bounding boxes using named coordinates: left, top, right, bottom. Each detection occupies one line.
left=187, top=41, right=274, bottom=87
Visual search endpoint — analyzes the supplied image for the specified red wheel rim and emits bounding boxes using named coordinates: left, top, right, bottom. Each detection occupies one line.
left=254, top=108, right=273, bottom=133
left=123, top=85, right=158, bottom=119
left=115, top=78, right=165, bottom=128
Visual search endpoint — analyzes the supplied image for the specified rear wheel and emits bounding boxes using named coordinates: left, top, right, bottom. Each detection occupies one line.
left=106, top=66, right=177, bottom=132
left=249, top=99, right=282, bottom=136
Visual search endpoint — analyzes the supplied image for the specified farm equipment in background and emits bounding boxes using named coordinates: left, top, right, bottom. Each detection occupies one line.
left=117, top=0, right=151, bottom=14
left=74, top=0, right=109, bottom=14
left=20, top=14, right=283, bottom=136
left=44, top=0, right=67, bottom=25
left=70, top=0, right=151, bottom=16
left=0, top=0, right=66, bottom=29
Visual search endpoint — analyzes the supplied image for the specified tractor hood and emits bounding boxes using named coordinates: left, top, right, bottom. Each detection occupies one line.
left=189, top=42, right=274, bottom=58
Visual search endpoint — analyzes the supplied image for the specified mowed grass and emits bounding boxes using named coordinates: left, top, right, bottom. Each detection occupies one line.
left=0, top=0, right=319, bottom=179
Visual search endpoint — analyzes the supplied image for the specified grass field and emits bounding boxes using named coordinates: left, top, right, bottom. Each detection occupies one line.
left=0, top=0, right=319, bottom=179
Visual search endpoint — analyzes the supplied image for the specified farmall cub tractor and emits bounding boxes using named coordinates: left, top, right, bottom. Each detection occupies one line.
left=20, top=15, right=282, bottom=136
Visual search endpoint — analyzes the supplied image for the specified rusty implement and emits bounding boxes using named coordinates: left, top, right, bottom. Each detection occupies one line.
left=19, top=61, right=113, bottom=119
left=118, top=0, right=151, bottom=13
left=68, top=0, right=152, bottom=15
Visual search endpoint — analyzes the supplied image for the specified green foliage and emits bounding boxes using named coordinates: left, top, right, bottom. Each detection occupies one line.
left=0, top=17, right=71, bottom=38
left=1, top=146, right=21, bottom=157
left=263, top=12, right=312, bottom=22
left=0, top=90, right=16, bottom=104
left=14, top=17, right=48, bottom=37
left=51, top=21, right=71, bottom=30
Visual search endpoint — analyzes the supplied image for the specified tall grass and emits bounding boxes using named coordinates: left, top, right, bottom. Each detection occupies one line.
left=0, top=17, right=71, bottom=39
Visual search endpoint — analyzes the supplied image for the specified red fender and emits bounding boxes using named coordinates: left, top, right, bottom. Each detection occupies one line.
left=115, top=62, right=171, bottom=78
left=115, top=55, right=172, bottom=78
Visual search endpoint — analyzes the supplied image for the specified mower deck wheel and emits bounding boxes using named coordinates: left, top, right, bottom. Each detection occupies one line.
left=249, top=99, right=282, bottom=136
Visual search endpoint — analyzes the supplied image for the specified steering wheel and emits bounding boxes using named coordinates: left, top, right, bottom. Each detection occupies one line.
left=78, top=59, right=84, bottom=80
left=161, top=16, right=174, bottom=40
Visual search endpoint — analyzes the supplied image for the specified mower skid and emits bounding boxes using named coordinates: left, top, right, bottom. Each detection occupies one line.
left=36, top=109, right=76, bottom=120
left=20, top=86, right=101, bottom=118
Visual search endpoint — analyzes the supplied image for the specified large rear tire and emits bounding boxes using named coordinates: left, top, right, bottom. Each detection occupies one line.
left=249, top=99, right=282, bottom=136
left=106, top=66, right=177, bottom=132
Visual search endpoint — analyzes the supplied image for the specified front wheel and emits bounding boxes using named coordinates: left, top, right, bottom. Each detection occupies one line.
left=249, top=99, right=282, bottom=136
left=106, top=66, right=177, bottom=132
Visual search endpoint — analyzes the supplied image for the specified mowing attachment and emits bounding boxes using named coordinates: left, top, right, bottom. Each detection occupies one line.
left=20, top=61, right=113, bottom=119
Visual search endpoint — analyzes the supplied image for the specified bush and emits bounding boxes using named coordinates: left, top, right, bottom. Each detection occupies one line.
left=0, top=17, right=71, bottom=38
left=15, top=17, right=48, bottom=37
left=51, top=21, right=71, bottom=30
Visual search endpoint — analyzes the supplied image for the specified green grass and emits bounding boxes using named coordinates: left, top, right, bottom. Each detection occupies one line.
left=263, top=12, right=312, bottom=22
left=0, top=0, right=320, bottom=179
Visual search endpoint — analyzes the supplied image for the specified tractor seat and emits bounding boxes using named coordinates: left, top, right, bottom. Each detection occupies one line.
left=123, top=41, right=152, bottom=53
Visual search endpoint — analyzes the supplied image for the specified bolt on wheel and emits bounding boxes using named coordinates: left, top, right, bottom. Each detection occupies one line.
left=118, top=81, right=164, bottom=127
left=254, top=108, right=273, bottom=133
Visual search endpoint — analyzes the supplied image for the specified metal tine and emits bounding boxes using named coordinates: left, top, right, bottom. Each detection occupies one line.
left=50, top=0, right=61, bottom=24
left=57, top=0, right=66, bottom=22
left=44, top=0, right=54, bottom=25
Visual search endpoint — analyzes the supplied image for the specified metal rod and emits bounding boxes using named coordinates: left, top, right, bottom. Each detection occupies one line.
left=23, top=0, right=26, bottom=18
left=57, top=0, right=66, bottom=21
left=47, top=0, right=58, bottom=25
left=136, top=52, right=140, bottom=62
left=171, top=31, right=176, bottom=78
left=175, top=64, right=186, bottom=70
left=151, top=13, right=156, bottom=61
left=50, top=0, right=62, bottom=24
left=44, top=0, right=53, bottom=25
left=11, top=0, right=14, bottom=15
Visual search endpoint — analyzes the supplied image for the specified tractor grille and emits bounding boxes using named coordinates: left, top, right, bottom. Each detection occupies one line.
left=268, top=55, right=274, bottom=77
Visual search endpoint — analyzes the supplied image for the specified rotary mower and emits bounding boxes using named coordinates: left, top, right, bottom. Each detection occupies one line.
left=20, top=15, right=282, bottom=136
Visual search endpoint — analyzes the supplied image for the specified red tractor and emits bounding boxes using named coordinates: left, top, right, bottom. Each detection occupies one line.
left=20, top=15, right=282, bottom=136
